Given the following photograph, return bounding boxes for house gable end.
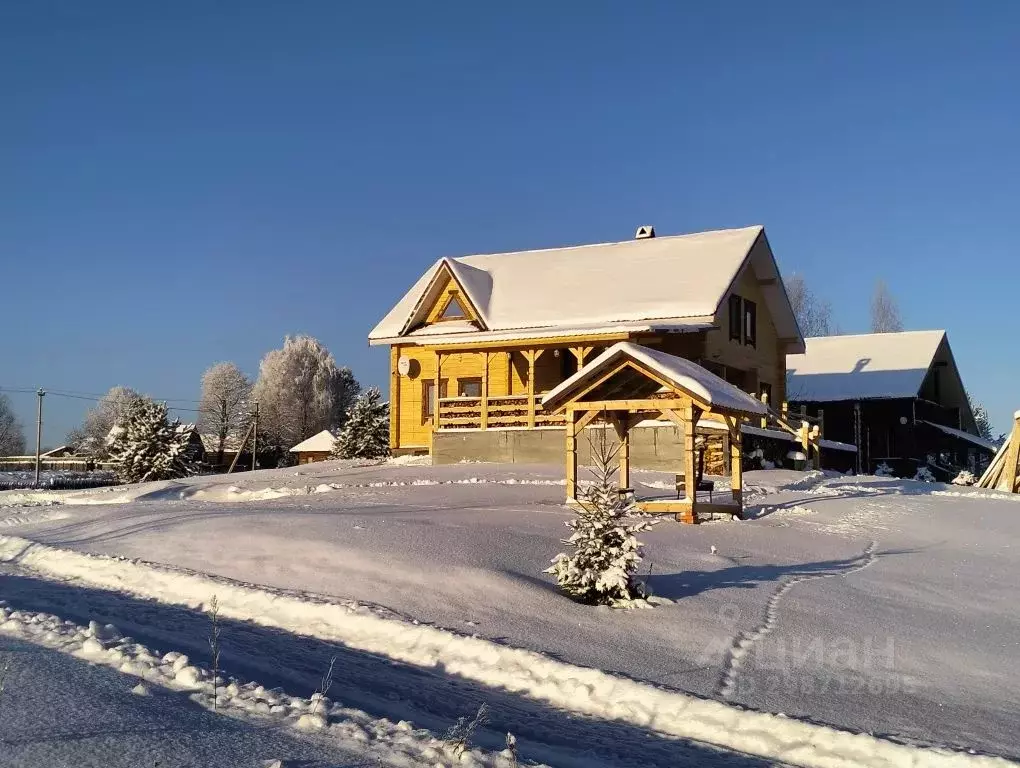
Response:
[400,259,489,335]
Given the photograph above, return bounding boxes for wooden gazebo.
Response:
[541,342,768,523]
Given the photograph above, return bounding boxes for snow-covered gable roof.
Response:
[541,342,768,417]
[370,226,803,348]
[289,430,336,453]
[786,331,948,402]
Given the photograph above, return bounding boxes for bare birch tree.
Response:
[870,280,904,333]
[0,395,26,456]
[252,335,360,449]
[198,362,252,465]
[785,273,833,337]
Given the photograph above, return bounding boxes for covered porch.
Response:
[540,342,768,523]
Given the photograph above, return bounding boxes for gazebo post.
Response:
[565,408,577,502]
[614,414,631,492]
[729,418,744,509]
[679,402,697,523]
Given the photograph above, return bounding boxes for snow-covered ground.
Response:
[1,461,1018,766]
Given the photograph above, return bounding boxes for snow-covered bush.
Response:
[951,469,978,486]
[874,462,895,477]
[546,425,652,605]
[913,466,936,483]
[107,398,199,483]
[331,388,389,460]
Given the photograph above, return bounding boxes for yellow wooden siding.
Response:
[424,273,479,325]
[387,305,789,448]
[703,263,782,397]
[393,347,437,447]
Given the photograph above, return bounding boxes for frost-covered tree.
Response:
[870,280,904,333]
[546,423,652,605]
[198,362,252,464]
[107,398,199,483]
[331,387,389,459]
[785,273,834,337]
[251,335,361,449]
[67,386,144,458]
[0,394,26,456]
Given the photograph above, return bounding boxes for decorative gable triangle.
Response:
[441,295,468,320]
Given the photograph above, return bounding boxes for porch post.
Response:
[565,408,577,502]
[480,351,489,430]
[433,351,442,430]
[614,415,630,491]
[526,350,536,428]
[525,349,544,428]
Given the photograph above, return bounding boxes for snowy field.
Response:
[0,460,1018,767]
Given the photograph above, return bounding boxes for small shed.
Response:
[541,342,768,523]
[289,430,336,465]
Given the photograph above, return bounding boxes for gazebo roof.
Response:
[541,342,768,417]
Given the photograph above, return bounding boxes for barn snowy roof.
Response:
[289,430,336,453]
[786,331,948,402]
[541,342,768,416]
[369,226,803,348]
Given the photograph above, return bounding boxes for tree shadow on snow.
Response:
[647,547,915,601]
[0,570,780,768]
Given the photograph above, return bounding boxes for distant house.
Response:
[40,445,76,458]
[289,430,336,465]
[200,433,245,468]
[369,224,808,464]
[787,331,996,478]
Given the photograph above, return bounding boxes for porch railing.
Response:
[437,395,566,430]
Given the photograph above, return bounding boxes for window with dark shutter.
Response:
[744,299,757,348]
[729,295,743,342]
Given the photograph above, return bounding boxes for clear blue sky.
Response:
[2,1,1018,446]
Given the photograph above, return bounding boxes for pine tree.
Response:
[331,388,389,460]
[968,393,994,441]
[545,423,652,605]
[107,398,200,483]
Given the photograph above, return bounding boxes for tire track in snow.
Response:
[716,540,879,700]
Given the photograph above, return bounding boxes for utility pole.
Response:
[34,389,46,488]
[251,401,259,472]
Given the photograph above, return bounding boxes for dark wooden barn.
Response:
[787,330,996,480]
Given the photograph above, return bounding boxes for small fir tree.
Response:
[107,398,200,483]
[545,421,652,605]
[331,388,390,460]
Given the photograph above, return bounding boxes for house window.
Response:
[458,378,482,398]
[423,379,448,421]
[440,294,468,320]
[744,299,757,348]
[728,295,743,342]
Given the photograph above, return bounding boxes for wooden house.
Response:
[787,331,996,478]
[289,430,336,465]
[369,225,807,464]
